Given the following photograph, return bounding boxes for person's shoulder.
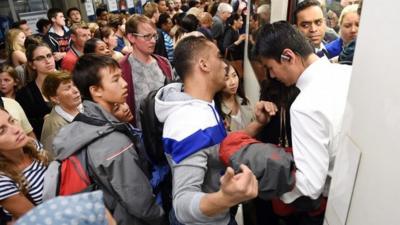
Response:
[86,128,136,164]
[2,97,20,107]
[164,102,218,132]
[43,110,67,125]
[0,174,18,198]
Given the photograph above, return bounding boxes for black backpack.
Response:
[140,89,168,165]
[140,88,173,215]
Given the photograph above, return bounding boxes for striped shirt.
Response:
[0,160,47,216]
[162,31,174,64]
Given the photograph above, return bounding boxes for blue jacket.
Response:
[325,38,343,59]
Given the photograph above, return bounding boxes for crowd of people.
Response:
[0,0,361,224]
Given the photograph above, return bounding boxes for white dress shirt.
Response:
[281,57,352,203]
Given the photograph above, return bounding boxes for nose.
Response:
[310,23,317,32]
[45,56,53,63]
[10,123,22,135]
[72,86,79,94]
[351,25,358,33]
[121,77,128,89]
[227,78,235,86]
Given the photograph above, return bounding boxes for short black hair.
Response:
[36,18,51,33]
[253,21,314,62]
[83,38,102,54]
[172,12,186,26]
[47,8,64,21]
[293,0,322,24]
[180,14,199,32]
[96,7,108,17]
[226,13,242,26]
[72,54,120,101]
[157,13,171,28]
[11,20,27,29]
[188,0,200,8]
[67,7,81,18]
[173,36,211,81]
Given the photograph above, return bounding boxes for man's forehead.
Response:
[296,6,324,22]
[76,28,90,35]
[70,10,80,15]
[138,23,156,33]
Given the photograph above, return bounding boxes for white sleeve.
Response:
[281,107,330,203]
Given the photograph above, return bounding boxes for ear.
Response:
[71,33,77,42]
[126,33,135,44]
[281,48,296,63]
[89,85,102,99]
[198,57,210,72]
[50,95,60,104]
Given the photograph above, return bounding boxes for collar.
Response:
[48,25,70,34]
[71,45,83,57]
[315,42,326,53]
[55,104,83,122]
[296,57,330,91]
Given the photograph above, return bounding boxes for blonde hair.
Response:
[6,29,25,64]
[87,22,99,37]
[143,2,159,19]
[186,7,203,18]
[198,12,213,26]
[339,4,359,25]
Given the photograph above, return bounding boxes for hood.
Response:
[155,82,196,123]
[52,101,119,160]
[155,83,227,163]
[48,25,70,35]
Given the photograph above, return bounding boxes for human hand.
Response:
[53,52,66,61]
[254,101,278,125]
[239,34,247,42]
[219,164,258,206]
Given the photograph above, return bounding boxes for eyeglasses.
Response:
[33,53,53,62]
[131,32,159,41]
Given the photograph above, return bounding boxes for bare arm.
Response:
[0,193,34,219]
[243,101,278,137]
[12,50,27,66]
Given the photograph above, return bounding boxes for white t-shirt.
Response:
[2,97,33,134]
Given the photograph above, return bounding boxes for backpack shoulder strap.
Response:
[73,113,109,126]
[42,160,61,201]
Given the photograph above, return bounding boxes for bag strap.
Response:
[73,113,109,126]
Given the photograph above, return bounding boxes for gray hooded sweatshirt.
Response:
[155,83,230,225]
[52,100,166,225]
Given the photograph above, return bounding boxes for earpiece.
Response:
[281,54,291,61]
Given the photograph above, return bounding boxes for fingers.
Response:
[220,167,235,184]
[234,164,258,198]
[256,101,278,116]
